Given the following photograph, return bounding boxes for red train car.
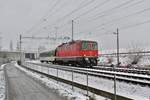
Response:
[55,40,98,67]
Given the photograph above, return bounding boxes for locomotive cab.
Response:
[80,41,98,67]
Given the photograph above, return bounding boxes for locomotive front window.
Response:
[82,41,98,50]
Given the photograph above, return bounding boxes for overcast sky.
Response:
[0,0,150,51]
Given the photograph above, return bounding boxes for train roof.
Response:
[57,40,97,47]
[39,49,55,54]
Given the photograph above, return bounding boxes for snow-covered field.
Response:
[15,62,107,100]
[98,48,150,67]
[0,64,5,100]
[99,56,150,67]
[24,62,150,100]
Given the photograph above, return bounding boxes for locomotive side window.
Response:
[93,42,98,50]
[82,41,88,50]
[82,41,98,50]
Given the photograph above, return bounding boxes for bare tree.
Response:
[127,45,143,66]
[106,56,114,64]
[38,45,46,53]
[10,40,13,51]
[16,41,20,51]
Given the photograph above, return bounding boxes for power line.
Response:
[51,0,110,33]
[83,19,150,38]
[60,0,143,37]
[30,0,96,35]
[45,0,96,28]
[79,5,150,34]
[28,0,75,36]
[25,0,61,34]
[87,0,144,22]
[28,0,137,35]
[120,19,150,30]
[92,0,135,21]
[73,0,111,20]
[26,0,149,41]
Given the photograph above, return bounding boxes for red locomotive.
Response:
[40,40,98,67]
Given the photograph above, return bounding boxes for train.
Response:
[39,40,98,67]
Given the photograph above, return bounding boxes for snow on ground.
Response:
[26,60,41,64]
[56,69,150,100]
[25,62,150,100]
[15,62,108,100]
[99,55,150,67]
[139,56,150,66]
[99,48,150,67]
[0,64,6,100]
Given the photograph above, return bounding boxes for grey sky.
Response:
[0,0,150,51]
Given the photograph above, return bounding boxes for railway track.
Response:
[27,62,150,87]
[21,62,133,100]
[20,62,150,99]
[95,64,150,75]
[28,61,150,75]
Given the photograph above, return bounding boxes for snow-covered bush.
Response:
[127,46,144,66]
[106,56,114,64]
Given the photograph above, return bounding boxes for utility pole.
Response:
[0,32,2,50]
[55,27,58,46]
[116,28,120,67]
[113,28,119,100]
[20,34,22,64]
[72,20,74,41]
[10,40,13,51]
[0,37,1,50]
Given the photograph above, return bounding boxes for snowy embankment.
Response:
[0,64,6,100]
[15,63,91,100]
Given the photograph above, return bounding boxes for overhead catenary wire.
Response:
[120,19,150,30]
[73,0,111,20]
[85,0,145,22]
[29,0,96,35]
[27,0,136,35]
[91,0,135,21]
[80,19,150,40]
[25,0,150,42]
[40,0,131,35]
[74,0,142,29]
[33,0,76,35]
[55,0,145,37]
[45,0,96,28]
[48,0,111,33]
[25,0,61,34]
[79,5,150,34]
[70,0,145,32]
[47,0,143,35]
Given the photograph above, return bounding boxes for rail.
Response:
[21,62,150,100]
[95,65,150,75]
[29,62,150,86]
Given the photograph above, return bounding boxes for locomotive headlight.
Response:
[84,54,86,56]
[85,58,88,60]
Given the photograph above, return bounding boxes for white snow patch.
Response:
[26,60,41,64]
[0,64,6,100]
